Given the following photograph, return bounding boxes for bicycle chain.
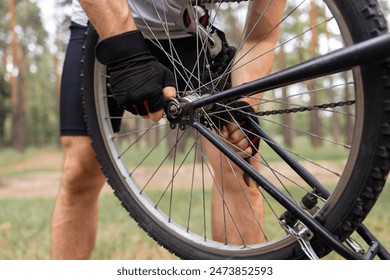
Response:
[255,100,356,117]
[193,0,355,117]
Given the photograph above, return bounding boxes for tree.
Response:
[1,0,62,149]
[8,0,26,151]
[0,69,10,147]
[277,44,293,147]
[307,0,323,147]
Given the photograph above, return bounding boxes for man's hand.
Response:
[219,101,260,158]
[221,122,253,158]
[95,30,176,122]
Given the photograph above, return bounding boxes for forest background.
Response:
[1,0,390,260]
[0,0,389,152]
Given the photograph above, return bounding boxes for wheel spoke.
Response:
[84,0,390,259]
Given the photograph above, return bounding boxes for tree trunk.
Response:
[308,0,323,147]
[277,45,293,147]
[9,0,26,152]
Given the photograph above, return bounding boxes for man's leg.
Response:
[208,0,287,245]
[205,139,264,245]
[51,136,106,259]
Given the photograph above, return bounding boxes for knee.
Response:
[60,136,106,197]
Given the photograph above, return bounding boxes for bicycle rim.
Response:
[83,0,390,259]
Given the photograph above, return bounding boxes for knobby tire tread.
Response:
[81,0,390,259]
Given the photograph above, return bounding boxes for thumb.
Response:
[163,86,177,100]
[149,86,176,122]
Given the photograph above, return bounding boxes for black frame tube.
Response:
[192,120,363,260]
[249,118,331,198]
[182,34,390,259]
[187,33,390,112]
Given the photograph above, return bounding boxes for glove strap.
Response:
[95,30,150,65]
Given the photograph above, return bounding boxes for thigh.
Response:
[60,22,123,136]
[60,22,89,136]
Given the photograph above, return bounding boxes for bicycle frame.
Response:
[170,33,390,259]
[189,33,390,111]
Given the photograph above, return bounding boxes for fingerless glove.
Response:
[95,30,175,116]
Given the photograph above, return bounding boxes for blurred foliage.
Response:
[0,0,388,150]
[0,0,71,148]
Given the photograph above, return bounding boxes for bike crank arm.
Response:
[191,119,364,260]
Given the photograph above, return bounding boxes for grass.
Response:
[117,135,350,167]
[0,135,348,179]
[0,184,389,260]
[0,194,176,260]
[92,194,177,260]
[0,197,55,259]
[0,146,58,168]
[0,145,387,259]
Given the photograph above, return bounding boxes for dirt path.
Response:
[0,151,63,197]
[0,150,112,198]
[0,150,343,198]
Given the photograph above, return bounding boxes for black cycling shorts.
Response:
[60,21,198,136]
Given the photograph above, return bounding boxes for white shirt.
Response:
[71,0,189,39]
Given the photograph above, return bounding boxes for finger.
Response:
[149,109,164,122]
[225,122,240,134]
[241,147,253,158]
[221,125,229,138]
[163,86,177,99]
[223,123,237,139]
[233,144,252,158]
[228,126,247,144]
[234,137,250,151]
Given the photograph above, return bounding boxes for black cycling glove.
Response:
[95,30,175,116]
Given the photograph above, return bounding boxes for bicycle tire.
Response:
[82,0,390,259]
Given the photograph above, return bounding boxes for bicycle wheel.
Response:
[82,0,390,259]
